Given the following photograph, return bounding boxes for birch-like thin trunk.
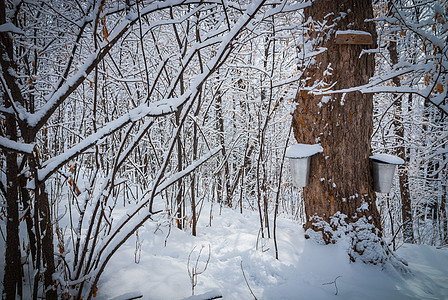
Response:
[387,8,413,242]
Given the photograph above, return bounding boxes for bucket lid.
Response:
[369,153,404,165]
[286,144,323,159]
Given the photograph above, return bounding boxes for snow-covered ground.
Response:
[97,205,448,300]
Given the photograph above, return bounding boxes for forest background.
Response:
[0,0,446,299]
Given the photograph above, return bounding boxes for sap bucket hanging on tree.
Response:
[369,153,404,193]
[286,144,323,188]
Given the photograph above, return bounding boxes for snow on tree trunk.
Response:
[293,0,385,263]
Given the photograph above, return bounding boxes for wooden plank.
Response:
[335,30,373,45]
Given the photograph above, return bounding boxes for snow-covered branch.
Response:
[0,136,35,154]
[37,0,266,183]
[21,1,207,132]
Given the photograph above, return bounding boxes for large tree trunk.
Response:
[293,0,383,262]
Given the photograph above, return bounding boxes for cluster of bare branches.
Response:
[372,0,447,249]
[0,0,312,298]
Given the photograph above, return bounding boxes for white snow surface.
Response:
[370,153,405,165]
[96,206,448,300]
[286,143,323,158]
[0,136,34,154]
[336,30,372,36]
[0,23,24,34]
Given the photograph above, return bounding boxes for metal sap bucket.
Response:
[288,156,312,188]
[286,144,323,188]
[370,154,404,193]
[371,160,397,193]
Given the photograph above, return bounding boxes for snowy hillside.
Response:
[97,206,448,300]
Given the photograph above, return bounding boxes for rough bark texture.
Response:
[293,0,382,241]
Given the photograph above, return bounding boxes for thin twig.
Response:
[322,275,341,295]
[188,245,211,295]
[240,260,257,300]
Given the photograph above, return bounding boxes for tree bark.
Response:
[293,0,383,260]
[1,2,22,297]
[3,119,22,300]
[36,186,57,299]
[388,36,413,243]
[441,184,447,245]
[19,174,37,265]
[216,93,230,207]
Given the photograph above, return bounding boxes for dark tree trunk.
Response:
[1,4,57,294]
[176,134,184,230]
[1,2,22,297]
[216,93,230,207]
[36,186,57,299]
[387,15,413,243]
[441,184,447,245]
[3,119,22,300]
[397,117,413,243]
[293,0,383,261]
[19,174,37,265]
[190,92,202,236]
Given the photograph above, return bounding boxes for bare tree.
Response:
[0,1,271,298]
